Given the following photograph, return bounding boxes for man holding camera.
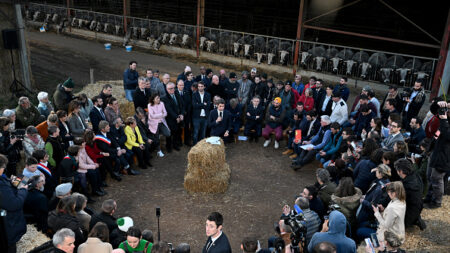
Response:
[401,79,426,130]
[424,100,450,209]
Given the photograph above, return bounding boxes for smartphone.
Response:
[365,238,375,253]
[370,233,380,248]
[156,206,161,217]
[324,215,329,220]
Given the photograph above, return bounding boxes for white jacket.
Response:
[330,99,348,125]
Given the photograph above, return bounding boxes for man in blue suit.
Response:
[192,81,212,145]
[202,212,232,253]
[208,98,232,143]
[89,95,106,134]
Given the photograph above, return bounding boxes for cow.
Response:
[161,33,170,44]
[397,59,422,84]
[200,36,208,50]
[309,46,326,71]
[300,51,311,67]
[181,34,191,48]
[267,53,276,65]
[380,55,404,83]
[360,62,372,79]
[95,22,103,33]
[33,11,44,22]
[51,13,60,24]
[141,27,150,40]
[206,40,217,52]
[115,25,123,36]
[169,33,179,45]
[361,52,387,79]
[233,42,241,56]
[244,43,253,58]
[89,20,97,31]
[255,53,266,64]
[44,13,52,23]
[279,50,290,65]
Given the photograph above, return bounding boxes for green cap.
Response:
[63,78,74,88]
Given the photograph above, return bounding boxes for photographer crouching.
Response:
[424,100,450,209]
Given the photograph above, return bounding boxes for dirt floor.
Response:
[25,30,449,252]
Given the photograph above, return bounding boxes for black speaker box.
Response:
[2,29,19,50]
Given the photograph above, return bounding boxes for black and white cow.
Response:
[380,55,405,83]
[397,59,422,84]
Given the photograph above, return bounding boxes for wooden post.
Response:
[66,0,71,32]
[123,0,129,34]
[90,68,94,84]
[293,0,305,76]
[196,0,201,58]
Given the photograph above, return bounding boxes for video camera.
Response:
[400,88,412,100]
[273,209,307,253]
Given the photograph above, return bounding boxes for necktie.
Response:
[172,94,178,106]
[180,91,183,96]
[99,108,105,119]
[205,238,213,252]
[219,111,223,118]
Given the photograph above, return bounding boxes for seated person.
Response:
[353,104,375,139]
[67,100,89,138]
[262,97,286,149]
[124,117,151,171]
[23,175,48,232]
[292,110,320,159]
[23,126,45,159]
[33,149,57,199]
[244,96,264,142]
[291,115,332,171]
[37,92,54,120]
[58,145,80,184]
[208,98,232,142]
[119,226,153,253]
[301,185,325,219]
[225,98,242,137]
[316,122,342,167]
[283,111,305,156]
[316,169,337,208]
[90,199,118,234]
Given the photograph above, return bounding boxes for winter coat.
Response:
[53,84,74,111]
[0,176,28,244]
[78,237,113,253]
[353,159,377,194]
[429,119,450,173]
[375,198,406,243]
[77,148,97,174]
[23,135,45,159]
[401,172,424,227]
[47,211,85,247]
[331,187,362,228]
[318,181,337,208]
[15,105,42,129]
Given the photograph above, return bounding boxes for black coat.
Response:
[48,211,85,247]
[110,126,127,149]
[207,84,227,100]
[429,119,450,173]
[177,89,192,120]
[401,173,423,227]
[133,88,151,111]
[246,104,264,124]
[192,92,212,119]
[317,95,333,116]
[57,120,73,150]
[95,133,118,155]
[89,212,118,234]
[162,93,185,131]
[208,109,232,136]
[89,107,106,134]
[99,92,112,109]
[313,88,326,108]
[224,80,239,100]
[0,176,27,244]
[46,136,65,169]
[24,189,49,232]
[202,232,232,253]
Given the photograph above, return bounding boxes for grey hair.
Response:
[52,228,75,247]
[384,231,402,248]
[113,117,123,125]
[138,76,147,83]
[2,109,15,117]
[163,73,170,79]
[295,197,310,210]
[320,115,331,124]
[28,175,44,190]
[166,82,176,89]
[37,91,49,101]
[18,96,29,105]
[177,79,184,85]
[316,168,331,183]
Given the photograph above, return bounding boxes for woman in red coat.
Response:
[297,88,315,111]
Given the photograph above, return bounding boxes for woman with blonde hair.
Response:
[125,117,151,171]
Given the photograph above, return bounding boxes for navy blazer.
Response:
[192,91,212,119]
[162,93,185,130]
[208,109,232,136]
[177,89,192,117]
[202,232,232,253]
[89,107,106,134]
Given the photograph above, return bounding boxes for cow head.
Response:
[416,71,429,79]
[254,53,266,64]
[233,42,240,55]
[161,33,170,43]
[360,62,372,79]
[95,22,102,32]
[140,28,149,39]
[89,20,97,30]
[381,68,393,83]
[267,53,275,65]
[331,57,342,72]
[244,44,252,57]
[45,13,52,23]
[169,33,177,45]
[397,68,410,84]
[314,57,325,71]
[206,41,216,52]
[71,18,77,27]
[279,50,289,65]
[200,36,207,49]
[52,14,60,24]
[181,34,190,46]
[33,11,42,22]
[115,25,122,36]
[345,60,355,74]
[300,52,311,66]
[132,27,140,39]
[152,39,161,50]
[78,19,84,29]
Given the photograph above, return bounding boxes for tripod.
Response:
[8,49,33,97]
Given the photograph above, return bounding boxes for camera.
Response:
[167,242,175,253]
[438,106,448,116]
[324,204,341,220]
[400,88,412,100]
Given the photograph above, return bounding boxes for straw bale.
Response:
[184,138,231,193]
[17,224,51,253]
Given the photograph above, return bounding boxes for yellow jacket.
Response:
[124,125,144,150]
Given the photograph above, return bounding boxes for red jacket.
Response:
[425,115,440,138]
[291,89,300,109]
[85,143,104,163]
[298,95,315,111]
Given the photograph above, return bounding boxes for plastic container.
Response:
[125,45,132,52]
[104,43,111,50]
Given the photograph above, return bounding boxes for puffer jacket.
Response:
[48,210,85,247]
[331,187,362,228]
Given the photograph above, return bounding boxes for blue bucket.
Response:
[104,43,111,50]
[125,45,133,52]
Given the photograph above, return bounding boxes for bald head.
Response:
[162,74,170,84]
[212,75,219,85]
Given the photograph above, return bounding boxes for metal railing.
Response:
[24,2,438,91]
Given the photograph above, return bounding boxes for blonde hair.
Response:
[387,181,406,202]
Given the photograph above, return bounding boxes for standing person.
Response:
[218,69,228,86]
[123,61,139,102]
[381,85,403,113]
[195,66,207,82]
[333,77,350,102]
[207,75,226,100]
[45,125,65,169]
[53,78,75,111]
[147,93,171,157]
[192,82,212,145]
[176,80,192,146]
[202,212,232,253]
[183,71,195,94]
[133,77,151,112]
[203,69,213,87]
[330,91,348,125]
[224,72,239,101]
[77,94,94,122]
[177,66,191,81]
[292,74,304,95]
[99,84,113,109]
[237,71,253,106]
[424,101,450,209]
[0,154,28,253]
[162,82,184,152]
[317,84,333,116]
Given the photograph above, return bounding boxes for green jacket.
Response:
[15,105,42,128]
[318,181,337,208]
[119,239,152,253]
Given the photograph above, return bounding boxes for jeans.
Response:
[294,149,318,166]
[124,89,135,101]
[192,117,207,145]
[356,221,376,241]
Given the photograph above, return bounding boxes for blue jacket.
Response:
[323,131,343,156]
[353,159,377,194]
[354,111,375,137]
[308,211,356,253]
[310,125,331,150]
[0,176,28,244]
[123,68,139,90]
[333,84,350,102]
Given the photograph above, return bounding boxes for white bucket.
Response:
[125,45,132,52]
[104,43,111,50]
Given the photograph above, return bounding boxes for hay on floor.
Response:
[184,138,231,193]
[17,224,51,253]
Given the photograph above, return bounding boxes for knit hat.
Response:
[55,183,72,197]
[117,217,134,232]
[273,97,282,103]
[63,78,74,88]
[251,67,257,73]
[261,73,268,79]
[229,72,237,79]
[377,164,391,177]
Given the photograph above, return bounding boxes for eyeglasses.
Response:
[167,87,175,90]
[390,124,398,128]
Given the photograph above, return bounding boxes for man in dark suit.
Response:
[89,95,107,134]
[133,77,151,112]
[381,119,404,151]
[195,66,207,82]
[208,98,232,143]
[316,84,333,116]
[162,82,185,152]
[192,81,212,145]
[244,96,265,142]
[313,79,326,107]
[176,79,192,146]
[202,212,232,253]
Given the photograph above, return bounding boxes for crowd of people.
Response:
[0,59,449,253]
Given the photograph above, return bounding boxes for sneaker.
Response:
[274,141,279,149]
[157,150,165,157]
[282,149,293,155]
[263,140,271,147]
[424,202,441,209]
[289,153,298,159]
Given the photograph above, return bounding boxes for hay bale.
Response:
[120,101,136,120]
[17,224,51,253]
[184,138,231,193]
